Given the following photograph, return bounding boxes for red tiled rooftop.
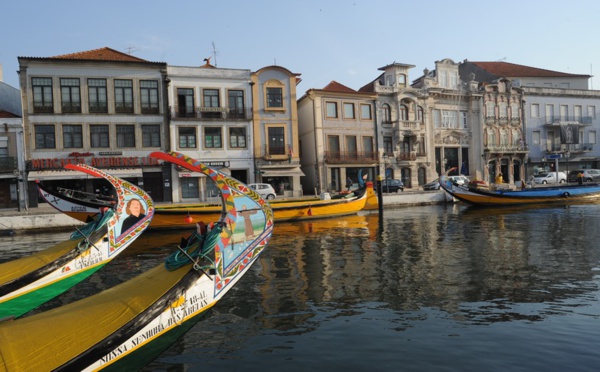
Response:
[50,47,148,62]
[0,110,20,118]
[321,81,357,93]
[471,61,590,78]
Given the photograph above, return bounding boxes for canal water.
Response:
[2,203,600,371]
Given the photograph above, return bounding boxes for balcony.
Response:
[89,103,108,114]
[115,103,134,114]
[0,157,17,173]
[171,107,253,120]
[546,143,594,153]
[324,151,378,164]
[396,152,417,162]
[543,115,593,126]
[61,103,81,114]
[33,104,54,114]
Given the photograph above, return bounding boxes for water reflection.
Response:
[3,205,600,370]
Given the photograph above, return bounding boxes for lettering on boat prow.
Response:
[99,291,209,366]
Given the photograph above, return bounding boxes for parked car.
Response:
[382,179,404,193]
[567,169,600,183]
[448,175,469,186]
[423,179,440,191]
[532,172,567,184]
[248,183,276,199]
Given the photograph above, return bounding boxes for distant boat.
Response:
[439,176,600,206]
[0,164,153,320]
[0,152,274,371]
[37,175,368,229]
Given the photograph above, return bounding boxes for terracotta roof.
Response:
[322,81,356,93]
[50,47,148,62]
[0,110,20,118]
[470,61,590,78]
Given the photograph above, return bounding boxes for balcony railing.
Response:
[545,143,594,153]
[89,103,108,113]
[61,103,81,113]
[324,151,378,164]
[543,116,593,125]
[115,103,134,114]
[0,157,17,172]
[396,152,417,161]
[171,107,253,120]
[33,104,54,114]
[141,105,160,115]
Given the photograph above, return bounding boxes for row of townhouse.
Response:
[1,47,599,210]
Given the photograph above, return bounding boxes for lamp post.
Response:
[13,169,22,212]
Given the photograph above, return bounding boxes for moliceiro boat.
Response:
[0,164,153,320]
[37,172,368,229]
[439,175,600,206]
[0,152,274,371]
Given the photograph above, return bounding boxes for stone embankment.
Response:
[0,190,451,234]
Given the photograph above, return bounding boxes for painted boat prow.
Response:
[0,165,153,320]
[0,152,272,371]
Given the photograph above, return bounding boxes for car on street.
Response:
[532,172,567,184]
[567,169,600,183]
[248,183,276,199]
[448,175,469,186]
[382,179,404,193]
[423,179,440,190]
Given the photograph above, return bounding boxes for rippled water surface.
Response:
[2,203,600,371]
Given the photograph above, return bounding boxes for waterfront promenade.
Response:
[0,190,451,234]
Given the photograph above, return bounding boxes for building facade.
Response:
[251,66,304,197]
[166,61,254,203]
[298,81,377,194]
[18,48,170,206]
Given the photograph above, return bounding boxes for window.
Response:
[360,104,372,120]
[204,127,222,148]
[589,131,597,145]
[140,80,159,114]
[228,90,245,118]
[486,102,495,118]
[575,105,582,121]
[88,79,107,113]
[178,127,196,148]
[117,125,135,147]
[63,125,82,148]
[560,105,568,121]
[268,127,285,154]
[328,135,340,159]
[181,177,199,199]
[531,103,540,118]
[399,105,408,121]
[383,136,393,155]
[32,77,53,113]
[343,103,355,119]
[229,127,247,148]
[266,87,283,108]
[326,102,338,118]
[60,78,81,113]
[363,136,373,154]
[90,125,109,148]
[115,79,133,113]
[587,105,596,119]
[382,104,391,123]
[142,125,161,147]
[35,125,55,149]
[346,136,357,158]
[442,110,456,128]
[177,88,195,117]
[510,102,519,119]
[546,104,554,123]
[498,102,508,118]
[533,131,540,146]
[398,74,406,86]
[202,89,221,118]
[417,106,424,122]
[460,111,468,128]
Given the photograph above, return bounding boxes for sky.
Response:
[2,0,600,94]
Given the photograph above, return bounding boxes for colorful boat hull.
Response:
[439,176,600,206]
[37,177,367,229]
[0,152,273,371]
[0,164,153,319]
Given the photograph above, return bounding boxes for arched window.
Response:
[417,106,424,122]
[382,104,391,123]
[486,101,496,118]
[399,105,408,121]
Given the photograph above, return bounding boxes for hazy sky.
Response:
[2,0,599,94]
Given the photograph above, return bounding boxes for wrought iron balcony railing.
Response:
[0,157,17,172]
[324,151,378,164]
[171,107,253,120]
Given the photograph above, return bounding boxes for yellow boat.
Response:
[38,181,369,229]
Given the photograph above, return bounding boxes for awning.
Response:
[27,170,89,181]
[28,168,143,181]
[260,167,305,177]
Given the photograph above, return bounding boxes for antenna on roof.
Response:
[212,42,218,67]
[497,57,506,62]
[591,63,594,90]
[124,46,139,55]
